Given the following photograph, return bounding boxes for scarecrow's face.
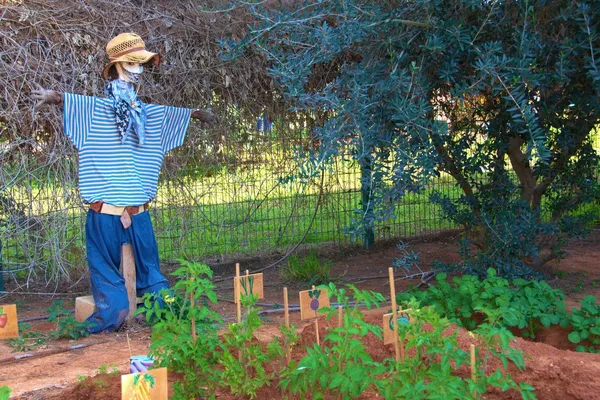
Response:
[116,62,143,84]
[122,62,144,74]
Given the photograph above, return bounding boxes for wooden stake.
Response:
[283,287,290,328]
[283,287,290,364]
[235,263,241,324]
[312,285,320,345]
[190,277,197,345]
[338,305,343,328]
[122,244,136,322]
[388,267,401,362]
[398,306,405,361]
[470,344,477,398]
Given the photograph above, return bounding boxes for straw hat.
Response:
[101,33,161,79]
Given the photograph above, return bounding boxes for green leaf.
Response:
[568,331,581,343]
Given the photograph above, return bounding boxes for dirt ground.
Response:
[1,229,599,399]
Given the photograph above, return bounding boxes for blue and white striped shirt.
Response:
[63,93,191,206]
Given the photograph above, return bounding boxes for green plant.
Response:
[76,375,89,382]
[7,323,47,352]
[567,295,600,353]
[281,251,332,285]
[219,294,283,399]
[280,284,386,399]
[0,385,10,400]
[377,301,535,400]
[93,378,108,390]
[140,259,222,400]
[398,269,566,338]
[97,363,119,377]
[229,0,600,277]
[46,301,91,340]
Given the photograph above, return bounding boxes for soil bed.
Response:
[2,230,600,399]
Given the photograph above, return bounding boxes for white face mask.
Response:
[115,62,143,84]
[122,62,144,74]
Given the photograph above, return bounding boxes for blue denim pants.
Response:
[85,209,169,333]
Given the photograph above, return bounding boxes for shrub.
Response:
[398,269,566,338]
[281,251,331,285]
[567,295,600,353]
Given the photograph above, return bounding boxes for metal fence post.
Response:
[360,155,375,249]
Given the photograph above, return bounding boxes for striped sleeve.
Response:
[63,93,95,150]
[160,105,192,153]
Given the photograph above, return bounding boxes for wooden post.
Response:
[470,344,477,398]
[190,277,197,345]
[283,287,290,328]
[388,267,401,362]
[283,287,290,363]
[235,263,241,324]
[122,244,136,321]
[338,305,344,328]
[312,285,320,346]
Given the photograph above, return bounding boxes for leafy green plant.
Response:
[0,385,10,400]
[93,378,108,390]
[46,301,91,340]
[567,295,600,353]
[219,294,283,399]
[97,363,120,377]
[280,284,386,399]
[7,323,47,352]
[398,269,566,338]
[377,301,535,400]
[140,259,222,400]
[281,251,332,285]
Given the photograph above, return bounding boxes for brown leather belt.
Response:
[89,201,149,216]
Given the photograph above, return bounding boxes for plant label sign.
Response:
[234,273,264,303]
[383,309,412,345]
[0,304,19,340]
[122,367,167,400]
[299,288,330,320]
[130,355,154,374]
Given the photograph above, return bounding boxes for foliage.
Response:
[280,284,386,398]
[377,302,535,400]
[7,302,90,352]
[46,301,91,340]
[97,363,120,377]
[398,269,565,338]
[139,260,222,400]
[219,294,283,399]
[0,386,10,400]
[7,323,47,352]
[228,0,600,277]
[281,251,332,285]
[566,295,600,353]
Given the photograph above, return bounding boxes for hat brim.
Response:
[102,50,161,79]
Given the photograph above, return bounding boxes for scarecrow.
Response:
[32,33,216,333]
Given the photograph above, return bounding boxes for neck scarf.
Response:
[103,78,147,145]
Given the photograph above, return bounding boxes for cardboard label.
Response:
[299,288,330,320]
[383,309,412,345]
[130,355,155,374]
[0,304,19,340]
[234,273,264,303]
[121,367,167,400]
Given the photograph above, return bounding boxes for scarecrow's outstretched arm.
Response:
[32,85,63,107]
[191,109,217,125]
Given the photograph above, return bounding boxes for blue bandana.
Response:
[103,79,147,145]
